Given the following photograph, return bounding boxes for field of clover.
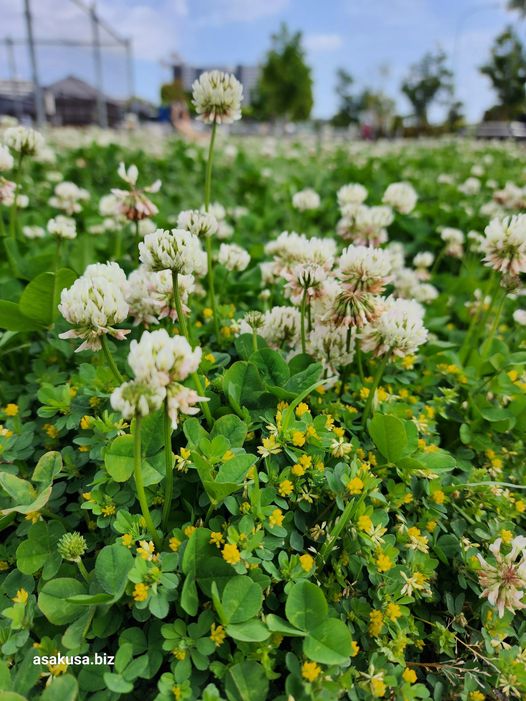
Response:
[0,72,526,701]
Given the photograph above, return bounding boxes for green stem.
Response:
[77,559,90,583]
[0,210,6,238]
[100,335,123,384]
[204,119,220,341]
[356,345,365,382]
[318,496,360,568]
[134,416,161,549]
[361,354,389,427]
[430,248,445,275]
[9,153,23,239]
[51,238,62,323]
[204,119,217,211]
[161,399,174,531]
[252,329,258,353]
[461,273,497,364]
[206,236,220,341]
[300,289,308,354]
[480,289,506,362]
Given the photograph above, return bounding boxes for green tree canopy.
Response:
[480,27,526,118]
[331,69,361,127]
[401,50,453,127]
[253,23,313,122]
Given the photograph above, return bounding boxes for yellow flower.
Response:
[0,560,9,572]
[184,525,196,538]
[369,610,384,636]
[222,450,234,461]
[347,477,364,495]
[402,668,417,684]
[376,387,388,402]
[82,491,92,501]
[299,553,314,572]
[370,678,386,697]
[359,387,370,400]
[172,685,183,700]
[500,529,513,544]
[121,533,134,548]
[210,623,226,646]
[351,641,360,657]
[172,648,186,661]
[301,661,321,682]
[432,490,445,505]
[5,403,18,416]
[306,425,319,439]
[80,415,92,430]
[222,543,241,565]
[402,355,415,369]
[315,459,324,472]
[358,515,373,532]
[295,402,310,417]
[210,531,224,547]
[333,426,345,438]
[515,499,525,513]
[49,660,68,677]
[291,463,305,477]
[169,537,182,552]
[257,435,281,457]
[12,588,28,604]
[0,426,13,438]
[376,553,394,572]
[204,352,216,363]
[133,583,149,602]
[269,509,284,527]
[426,520,437,532]
[43,424,59,439]
[292,431,306,447]
[203,307,213,319]
[469,692,485,701]
[101,504,116,516]
[25,511,40,524]
[385,602,402,621]
[278,479,294,497]
[137,540,156,561]
[240,501,251,514]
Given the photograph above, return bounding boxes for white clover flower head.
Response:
[238,306,301,350]
[337,245,392,294]
[192,70,243,124]
[59,268,130,352]
[111,163,160,222]
[47,215,77,240]
[128,329,202,386]
[84,261,128,295]
[382,182,418,214]
[0,178,16,206]
[340,205,393,246]
[3,126,44,156]
[99,193,124,219]
[265,231,336,274]
[481,214,526,277]
[218,243,250,271]
[337,183,368,209]
[117,161,139,186]
[282,262,328,305]
[139,228,207,275]
[110,379,166,420]
[138,218,156,237]
[49,181,89,215]
[308,323,356,374]
[477,536,526,617]
[458,176,481,195]
[513,309,526,326]
[292,188,320,211]
[413,252,434,269]
[360,296,428,359]
[166,383,208,429]
[22,225,46,239]
[177,209,219,238]
[440,227,465,258]
[126,266,194,326]
[0,145,14,171]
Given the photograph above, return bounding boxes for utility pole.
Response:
[23,0,45,126]
[6,37,23,121]
[90,2,108,128]
[125,38,136,113]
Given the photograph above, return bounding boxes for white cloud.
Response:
[194,0,290,26]
[304,33,343,52]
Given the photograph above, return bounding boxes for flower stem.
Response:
[161,399,174,531]
[100,335,123,385]
[204,119,220,341]
[51,238,62,323]
[300,289,308,354]
[134,415,161,549]
[9,152,23,239]
[317,496,360,568]
[77,559,90,583]
[480,288,506,362]
[361,354,389,427]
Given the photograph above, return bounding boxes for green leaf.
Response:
[0,472,36,505]
[210,414,248,447]
[303,619,353,665]
[368,414,409,462]
[16,521,62,575]
[66,593,114,605]
[250,348,290,387]
[95,544,134,597]
[40,675,79,701]
[225,661,269,701]
[223,361,265,413]
[38,578,87,625]
[181,575,199,616]
[0,300,43,332]
[103,672,133,694]
[104,435,136,482]
[32,451,62,484]
[266,614,306,637]
[285,581,328,631]
[221,576,263,624]
[19,268,77,324]
[226,620,270,642]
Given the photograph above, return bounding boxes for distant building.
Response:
[167,53,260,105]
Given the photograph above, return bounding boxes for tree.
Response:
[332,69,361,127]
[401,50,453,127]
[253,23,313,122]
[508,0,526,17]
[480,27,526,119]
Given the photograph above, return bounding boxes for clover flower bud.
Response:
[58,532,87,562]
[192,70,243,124]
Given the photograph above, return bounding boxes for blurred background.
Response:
[0,0,525,138]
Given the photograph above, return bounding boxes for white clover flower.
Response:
[166,383,208,429]
[111,161,160,222]
[128,329,202,387]
[360,297,428,359]
[177,209,219,238]
[126,266,194,326]
[440,227,465,258]
[49,181,89,215]
[192,70,243,124]
[238,306,301,350]
[47,215,77,240]
[0,145,14,171]
[382,182,418,214]
[513,309,526,326]
[139,228,207,275]
[339,205,393,246]
[481,214,526,277]
[393,268,438,303]
[84,261,128,295]
[3,126,44,156]
[138,219,156,237]
[0,178,16,206]
[477,536,526,617]
[292,188,320,211]
[117,162,139,186]
[110,380,166,420]
[493,182,526,210]
[337,183,368,209]
[337,245,392,294]
[59,271,130,352]
[308,323,356,374]
[99,193,124,219]
[22,225,46,239]
[265,231,336,274]
[458,176,481,195]
[413,252,434,269]
[218,243,250,271]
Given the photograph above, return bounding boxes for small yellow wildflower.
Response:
[133,583,149,602]
[347,477,364,495]
[222,450,234,461]
[269,508,284,527]
[432,490,446,505]
[121,534,133,548]
[402,355,415,369]
[80,415,92,430]
[385,602,402,621]
[376,387,388,402]
[351,641,360,656]
[358,515,373,532]
[172,685,183,701]
[295,402,310,417]
[222,543,241,565]
[169,537,182,552]
[82,492,92,501]
[12,588,28,604]
[291,463,305,476]
[204,352,216,363]
[359,387,370,400]
[333,426,345,438]
[292,431,306,447]
[306,424,319,439]
[0,561,9,572]
[101,504,116,516]
[184,525,196,538]
[137,540,155,561]
[44,424,59,439]
[210,531,225,547]
[278,479,294,497]
[376,553,394,572]
[25,511,40,524]
[210,623,226,646]
[257,435,281,457]
[426,520,437,532]
[370,678,386,697]
[240,501,251,514]
[515,499,526,513]
[500,529,513,544]
[469,692,485,701]
[299,554,314,572]
[369,610,384,636]
[203,307,213,319]
[172,648,186,661]
[301,661,321,682]
[4,403,18,416]
[402,668,417,684]
[78,445,90,453]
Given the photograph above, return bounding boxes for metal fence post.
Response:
[23,0,46,126]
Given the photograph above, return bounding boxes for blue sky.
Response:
[0,0,520,121]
